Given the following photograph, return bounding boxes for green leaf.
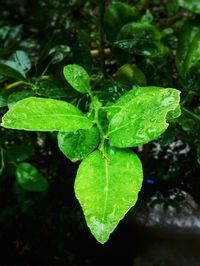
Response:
[178,0,200,14]
[0,50,31,80]
[1,97,93,132]
[63,64,91,93]
[103,1,137,41]
[36,79,78,99]
[117,22,161,41]
[0,90,9,108]
[5,143,34,162]
[114,64,146,86]
[115,22,169,58]
[48,44,71,64]
[115,39,169,57]
[107,86,162,120]
[75,146,143,244]
[7,90,34,108]
[13,50,31,73]
[0,63,27,81]
[16,162,48,192]
[176,22,200,77]
[108,88,181,147]
[58,126,100,162]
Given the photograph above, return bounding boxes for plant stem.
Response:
[4,81,34,90]
[88,90,107,157]
[181,107,200,122]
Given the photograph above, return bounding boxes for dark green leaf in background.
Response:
[16,162,48,192]
[7,90,34,108]
[176,22,200,78]
[103,1,137,41]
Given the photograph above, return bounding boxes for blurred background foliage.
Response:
[0,0,200,265]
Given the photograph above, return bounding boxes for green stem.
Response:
[4,80,34,90]
[181,107,200,122]
[88,90,107,157]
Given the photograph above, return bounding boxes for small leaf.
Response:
[49,44,71,64]
[75,146,143,244]
[13,50,31,73]
[1,97,93,132]
[108,88,181,147]
[16,162,48,192]
[63,64,91,93]
[58,126,100,162]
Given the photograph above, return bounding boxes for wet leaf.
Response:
[1,97,93,132]
[63,64,91,93]
[75,146,143,244]
[16,162,48,192]
[116,22,168,57]
[115,39,169,57]
[108,88,181,147]
[107,86,162,120]
[58,126,100,162]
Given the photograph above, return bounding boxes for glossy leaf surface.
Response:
[108,88,180,147]
[2,97,93,131]
[116,22,168,57]
[63,64,90,93]
[107,86,162,120]
[58,126,100,162]
[16,162,48,192]
[75,146,143,244]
